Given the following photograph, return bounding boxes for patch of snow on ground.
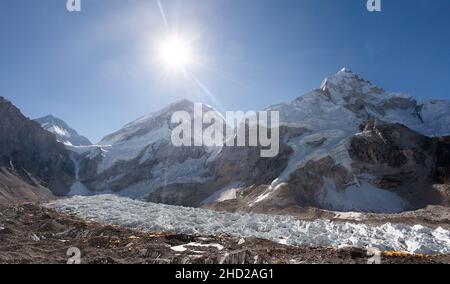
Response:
[46,195,450,254]
[170,243,224,253]
[202,183,241,205]
[250,182,286,206]
[317,178,407,213]
[334,212,365,221]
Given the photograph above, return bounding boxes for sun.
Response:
[157,35,193,73]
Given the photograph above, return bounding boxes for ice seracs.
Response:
[46,195,450,255]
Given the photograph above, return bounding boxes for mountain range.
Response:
[1,68,449,214]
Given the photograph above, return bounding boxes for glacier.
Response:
[46,195,450,255]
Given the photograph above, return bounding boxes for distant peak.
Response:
[39,114,57,120]
[339,67,353,73]
[122,99,196,128]
[160,99,219,114]
[34,115,92,146]
[0,96,11,104]
[35,115,65,125]
[335,67,359,79]
[166,98,195,109]
[321,68,368,89]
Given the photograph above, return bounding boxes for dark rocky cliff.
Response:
[0,97,75,199]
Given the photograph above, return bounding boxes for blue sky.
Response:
[1,0,449,142]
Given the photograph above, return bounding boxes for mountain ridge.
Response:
[35,115,92,146]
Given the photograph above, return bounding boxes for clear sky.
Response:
[1,0,449,142]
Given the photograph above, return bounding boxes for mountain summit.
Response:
[270,68,450,137]
[71,99,225,200]
[35,115,92,146]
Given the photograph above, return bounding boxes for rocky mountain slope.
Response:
[35,115,92,146]
[0,97,75,202]
[217,122,450,214]
[0,168,54,205]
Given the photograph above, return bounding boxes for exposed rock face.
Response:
[35,115,92,146]
[349,121,436,192]
[434,137,450,184]
[291,121,443,211]
[210,141,293,187]
[0,97,74,198]
[431,136,450,206]
[141,138,293,207]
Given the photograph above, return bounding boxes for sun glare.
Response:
[157,35,193,73]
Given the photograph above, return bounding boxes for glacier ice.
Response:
[46,195,450,255]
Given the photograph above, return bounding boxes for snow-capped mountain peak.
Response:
[82,99,226,195]
[277,68,448,138]
[99,99,217,146]
[35,115,92,146]
[121,99,195,131]
[320,68,380,97]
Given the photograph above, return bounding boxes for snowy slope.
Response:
[75,99,224,200]
[417,100,450,137]
[35,115,92,146]
[268,68,449,137]
[46,195,450,254]
[97,99,222,172]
